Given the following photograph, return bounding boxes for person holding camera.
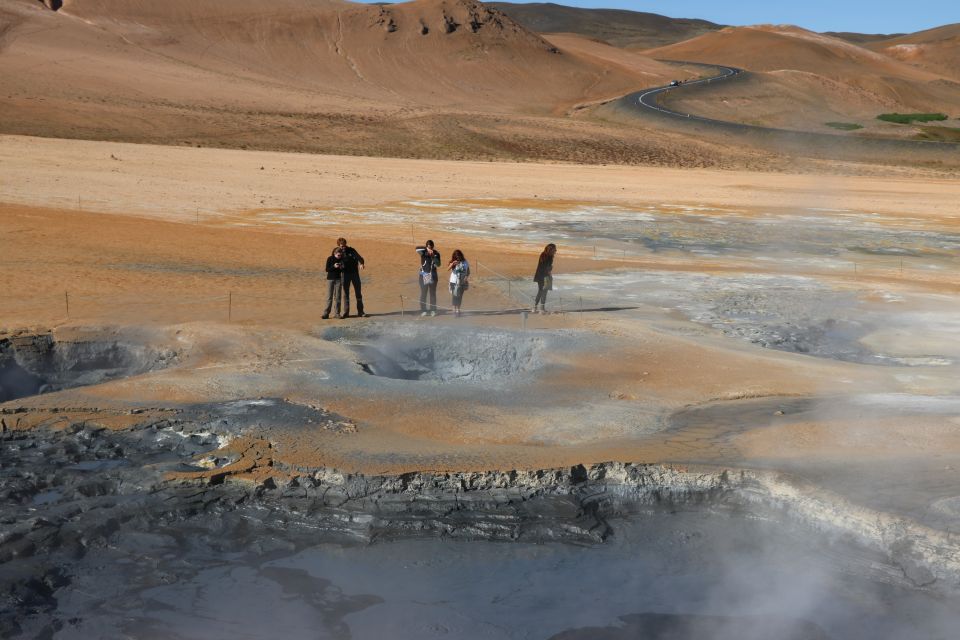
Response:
[416,240,441,316]
[322,247,346,319]
[448,249,470,317]
[336,237,367,318]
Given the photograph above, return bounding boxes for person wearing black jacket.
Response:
[322,247,346,319]
[532,243,556,314]
[416,240,441,316]
[336,237,367,318]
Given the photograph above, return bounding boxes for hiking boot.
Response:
[321,314,330,319]
[429,310,437,317]
[421,311,428,317]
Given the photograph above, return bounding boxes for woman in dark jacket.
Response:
[416,240,441,316]
[322,247,346,319]
[532,243,556,314]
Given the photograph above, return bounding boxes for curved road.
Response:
[636,61,744,123]
[616,60,960,156]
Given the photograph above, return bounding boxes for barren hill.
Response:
[643,25,960,136]
[866,24,960,81]
[34,0,635,111]
[2,0,732,163]
[487,1,722,49]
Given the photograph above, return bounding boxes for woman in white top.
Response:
[447,249,470,317]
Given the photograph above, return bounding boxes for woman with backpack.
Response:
[416,240,441,316]
[447,249,470,317]
[532,243,556,314]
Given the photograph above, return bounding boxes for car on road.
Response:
[669,80,680,87]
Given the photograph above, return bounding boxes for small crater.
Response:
[324,324,545,383]
[0,334,176,402]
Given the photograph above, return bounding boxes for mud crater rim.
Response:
[0,333,177,402]
[322,324,547,383]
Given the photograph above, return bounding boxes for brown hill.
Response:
[487,2,722,49]
[2,0,726,164]
[823,31,904,45]
[644,25,931,77]
[866,24,960,80]
[43,0,634,111]
[643,25,960,136]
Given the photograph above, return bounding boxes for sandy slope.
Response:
[866,24,960,81]
[3,135,959,222]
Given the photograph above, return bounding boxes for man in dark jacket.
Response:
[336,237,367,318]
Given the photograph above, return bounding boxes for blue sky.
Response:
[554,1,959,34]
[362,1,959,35]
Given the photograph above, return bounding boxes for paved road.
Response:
[635,61,744,123]
[616,60,960,156]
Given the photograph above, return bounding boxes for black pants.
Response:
[534,282,549,306]
[343,271,363,316]
[419,279,438,311]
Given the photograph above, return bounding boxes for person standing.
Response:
[337,237,367,318]
[416,240,441,316]
[532,243,556,314]
[447,249,470,317]
[322,247,346,319]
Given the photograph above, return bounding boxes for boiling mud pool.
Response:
[84,510,959,640]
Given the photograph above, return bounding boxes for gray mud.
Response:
[0,333,176,402]
[561,270,959,366]
[322,323,551,383]
[4,407,960,638]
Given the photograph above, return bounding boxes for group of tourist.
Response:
[322,238,557,318]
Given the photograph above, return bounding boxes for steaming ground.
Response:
[5,188,960,637]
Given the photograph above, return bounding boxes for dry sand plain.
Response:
[4,134,960,480]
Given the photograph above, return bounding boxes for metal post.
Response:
[400,295,405,317]
[508,280,511,298]
[228,291,233,322]
[579,296,583,315]
[65,291,70,318]
[522,311,527,331]
[559,296,563,315]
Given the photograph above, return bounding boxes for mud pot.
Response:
[4,407,960,639]
[0,333,175,402]
[324,324,546,383]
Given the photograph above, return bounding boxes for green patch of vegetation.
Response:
[824,122,863,131]
[915,126,960,142]
[877,112,948,124]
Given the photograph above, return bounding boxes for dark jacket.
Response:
[340,246,364,274]
[416,246,441,276]
[325,255,345,281]
[534,255,553,284]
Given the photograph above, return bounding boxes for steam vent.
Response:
[4,0,960,638]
